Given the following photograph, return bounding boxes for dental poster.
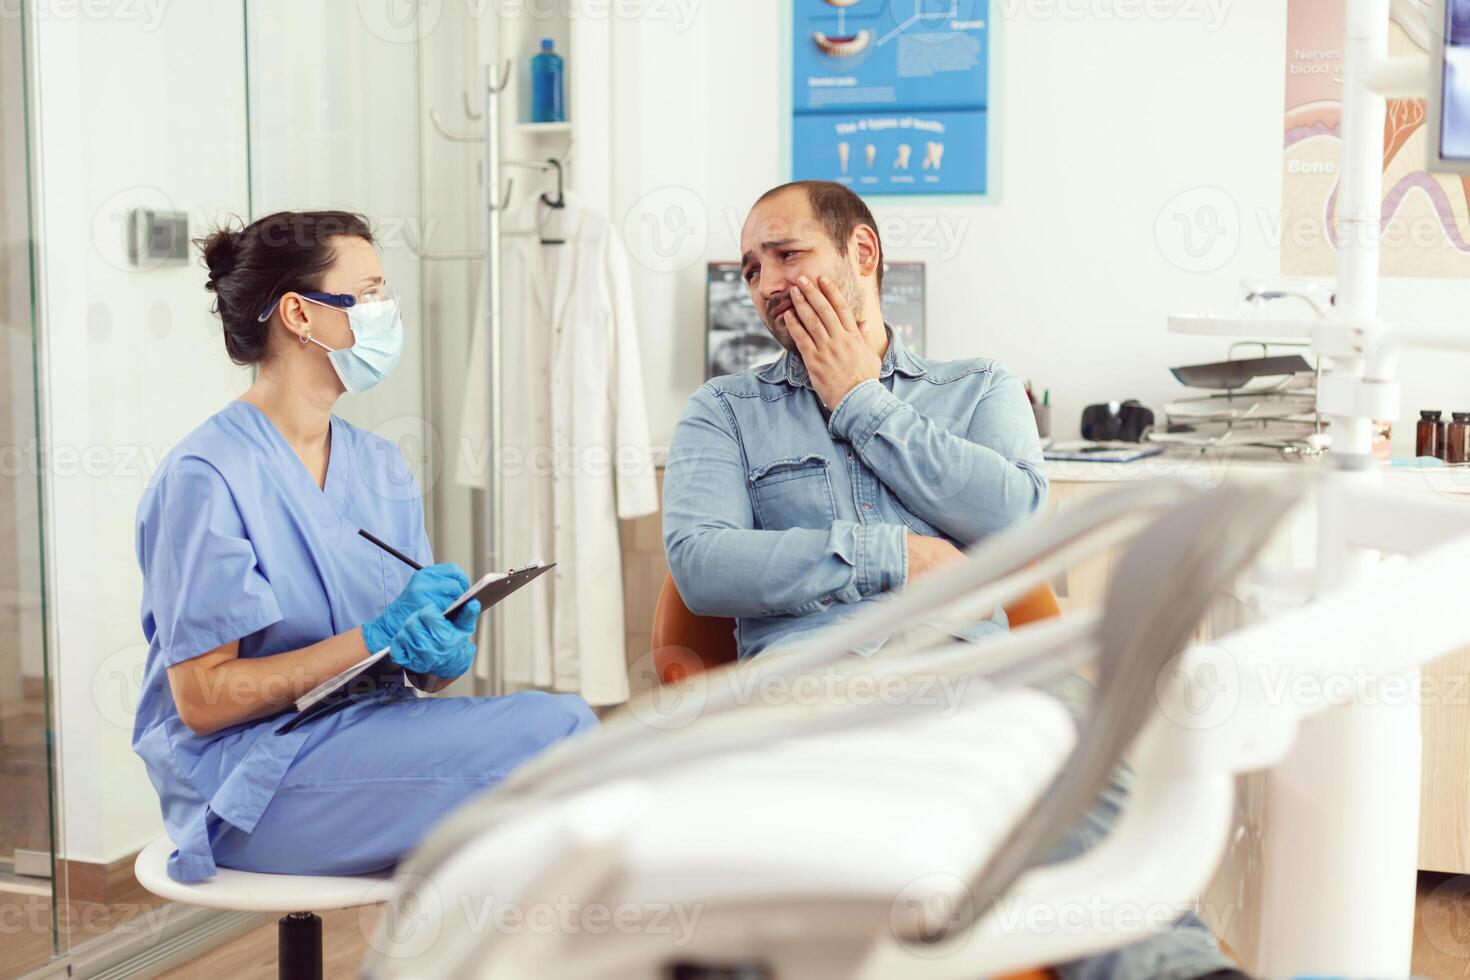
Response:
[792,0,990,195]
[1282,0,1470,276]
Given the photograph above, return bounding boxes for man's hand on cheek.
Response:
[784,275,881,410]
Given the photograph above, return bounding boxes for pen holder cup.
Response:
[1033,404,1051,440]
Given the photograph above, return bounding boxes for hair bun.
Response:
[199,227,241,290]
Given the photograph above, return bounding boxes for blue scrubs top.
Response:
[133,400,429,882]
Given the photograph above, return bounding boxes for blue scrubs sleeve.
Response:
[140,459,283,665]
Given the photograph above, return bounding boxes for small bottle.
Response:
[1417,410,1447,459]
[531,39,565,123]
[1446,412,1470,464]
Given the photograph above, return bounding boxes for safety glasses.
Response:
[257,284,397,323]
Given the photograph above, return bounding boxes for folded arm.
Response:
[827,365,1047,544]
[663,386,906,619]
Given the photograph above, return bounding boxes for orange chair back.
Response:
[651,574,1062,686]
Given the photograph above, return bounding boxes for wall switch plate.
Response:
[126,207,189,267]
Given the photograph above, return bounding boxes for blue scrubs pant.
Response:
[209,690,596,877]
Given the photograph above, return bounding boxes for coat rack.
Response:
[482,61,509,697]
[421,60,574,695]
[421,63,573,262]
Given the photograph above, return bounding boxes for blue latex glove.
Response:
[387,599,481,678]
[362,563,470,653]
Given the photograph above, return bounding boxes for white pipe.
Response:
[1335,0,1389,325]
[1362,53,1431,96]
[1258,700,1421,975]
[1321,0,1390,459]
[1256,2,1421,964]
[1366,322,1470,382]
[484,62,506,695]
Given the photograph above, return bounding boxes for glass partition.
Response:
[0,1,60,974]
[0,3,493,972]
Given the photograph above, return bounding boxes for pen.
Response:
[358,529,423,571]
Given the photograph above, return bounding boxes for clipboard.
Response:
[275,562,556,735]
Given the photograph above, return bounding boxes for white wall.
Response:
[609,2,1470,451]
[33,2,252,865]
[247,1,430,475]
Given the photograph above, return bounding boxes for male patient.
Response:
[663,181,1246,980]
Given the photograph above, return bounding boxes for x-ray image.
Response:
[1440,0,1470,163]
[705,261,926,379]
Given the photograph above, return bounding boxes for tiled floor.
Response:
[0,687,57,977]
[153,907,382,980]
[0,885,170,978]
[0,693,52,859]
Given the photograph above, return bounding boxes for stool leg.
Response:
[278,911,322,980]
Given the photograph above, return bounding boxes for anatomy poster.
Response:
[791,0,990,196]
[1283,0,1470,276]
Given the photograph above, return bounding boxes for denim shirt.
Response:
[663,326,1048,660]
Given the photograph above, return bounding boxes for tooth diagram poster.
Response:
[1282,0,1470,276]
[791,0,990,196]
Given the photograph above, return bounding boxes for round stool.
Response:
[133,835,393,980]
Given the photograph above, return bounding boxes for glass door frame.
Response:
[6,0,65,966]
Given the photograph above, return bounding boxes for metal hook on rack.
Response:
[428,108,481,143]
[461,89,482,121]
[488,59,512,94]
[490,179,515,212]
[429,59,513,141]
[540,159,566,209]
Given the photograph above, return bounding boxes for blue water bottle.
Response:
[531,38,565,123]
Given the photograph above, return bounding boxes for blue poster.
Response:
[792,0,990,195]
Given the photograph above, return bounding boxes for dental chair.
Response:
[649,574,1062,980]
[361,480,1301,978]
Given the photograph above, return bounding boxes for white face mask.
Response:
[300,294,405,394]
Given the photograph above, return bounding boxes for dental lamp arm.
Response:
[828,366,1048,544]
[1363,322,1470,383]
[663,385,906,618]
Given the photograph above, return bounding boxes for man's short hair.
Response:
[755,180,884,290]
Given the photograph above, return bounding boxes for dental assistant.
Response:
[132,210,596,883]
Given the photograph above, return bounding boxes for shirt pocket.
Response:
[748,454,837,531]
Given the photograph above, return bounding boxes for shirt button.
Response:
[820,596,832,605]
[863,503,873,510]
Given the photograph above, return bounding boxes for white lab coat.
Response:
[457,192,658,705]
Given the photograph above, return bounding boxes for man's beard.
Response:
[764,263,868,354]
